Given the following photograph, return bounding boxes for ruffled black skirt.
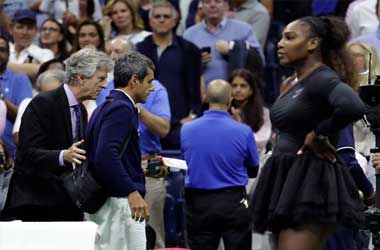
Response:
[249,152,365,233]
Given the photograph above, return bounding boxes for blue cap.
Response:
[13,9,36,23]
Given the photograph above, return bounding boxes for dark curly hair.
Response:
[229,68,264,132]
[299,16,358,90]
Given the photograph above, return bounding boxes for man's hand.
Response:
[128,191,150,222]
[63,140,86,165]
[201,51,212,65]
[215,40,230,55]
[373,153,380,170]
[230,107,242,122]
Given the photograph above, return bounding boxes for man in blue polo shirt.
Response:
[0,35,32,158]
[181,79,259,250]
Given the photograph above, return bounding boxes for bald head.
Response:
[110,36,135,61]
[207,79,231,106]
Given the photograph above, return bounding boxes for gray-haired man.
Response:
[3,48,114,221]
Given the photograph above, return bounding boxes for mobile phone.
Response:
[201,47,211,53]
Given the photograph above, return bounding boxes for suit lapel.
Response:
[79,103,87,140]
[57,86,73,143]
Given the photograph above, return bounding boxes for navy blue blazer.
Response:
[87,90,146,197]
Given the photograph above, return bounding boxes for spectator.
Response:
[229,69,271,156]
[39,18,70,61]
[86,51,154,250]
[72,20,106,53]
[181,79,259,250]
[137,0,202,150]
[36,58,65,79]
[183,0,263,87]
[347,41,377,166]
[97,36,135,103]
[103,0,151,44]
[12,69,65,146]
[2,48,113,221]
[352,1,380,67]
[38,0,102,24]
[0,35,33,158]
[231,0,270,48]
[8,9,54,79]
[346,0,378,38]
[348,41,378,86]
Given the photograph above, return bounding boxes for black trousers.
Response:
[185,186,252,250]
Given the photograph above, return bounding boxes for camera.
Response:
[359,75,380,250]
[146,158,165,177]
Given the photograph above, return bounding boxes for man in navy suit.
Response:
[3,48,114,221]
[86,51,155,250]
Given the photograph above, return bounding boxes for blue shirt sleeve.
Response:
[143,83,171,120]
[13,73,33,105]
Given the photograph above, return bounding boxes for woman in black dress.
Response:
[250,16,365,250]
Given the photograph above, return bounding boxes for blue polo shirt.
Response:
[0,69,33,158]
[183,18,263,86]
[181,110,259,189]
[139,81,171,155]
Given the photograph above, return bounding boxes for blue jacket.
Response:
[87,90,145,197]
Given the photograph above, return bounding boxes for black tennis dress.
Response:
[250,66,366,233]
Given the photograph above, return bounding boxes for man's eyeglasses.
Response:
[41,27,59,33]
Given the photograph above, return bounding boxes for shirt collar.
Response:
[204,109,231,117]
[63,84,79,107]
[114,89,137,108]
[202,17,228,32]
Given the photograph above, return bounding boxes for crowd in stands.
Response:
[0,0,380,249]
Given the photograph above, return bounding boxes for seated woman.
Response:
[39,18,70,62]
[102,0,150,44]
[347,41,378,159]
[71,20,107,53]
[229,68,271,156]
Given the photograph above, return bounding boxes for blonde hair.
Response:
[347,41,378,85]
[104,0,145,32]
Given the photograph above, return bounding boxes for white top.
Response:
[9,43,54,65]
[125,31,152,45]
[39,0,103,23]
[346,0,379,38]
[13,98,32,135]
[253,107,271,156]
[0,100,6,137]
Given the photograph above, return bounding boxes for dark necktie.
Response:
[72,104,82,142]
